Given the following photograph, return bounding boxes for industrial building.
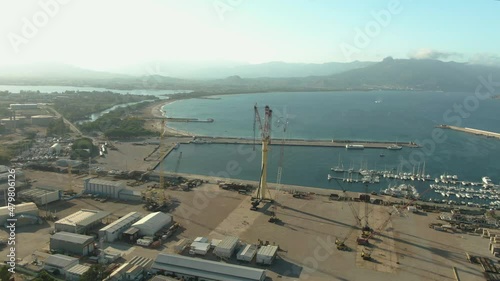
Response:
[150,276,178,281]
[256,245,278,265]
[190,237,211,255]
[43,254,79,277]
[118,189,142,201]
[66,264,91,281]
[84,178,125,198]
[31,115,57,126]
[131,212,172,236]
[18,187,61,206]
[0,202,39,225]
[237,244,258,262]
[9,103,39,110]
[50,232,95,256]
[48,143,62,155]
[55,209,110,233]
[99,212,142,242]
[151,253,266,281]
[214,236,239,259]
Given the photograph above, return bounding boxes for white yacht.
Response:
[483,177,492,185]
[387,144,403,150]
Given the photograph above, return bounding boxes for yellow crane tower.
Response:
[159,119,166,189]
[251,104,273,210]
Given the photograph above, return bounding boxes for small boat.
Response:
[379,154,385,157]
[387,144,403,150]
[328,174,333,181]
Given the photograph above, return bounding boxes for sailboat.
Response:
[331,153,344,173]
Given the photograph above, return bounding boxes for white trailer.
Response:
[256,245,278,265]
[237,244,258,262]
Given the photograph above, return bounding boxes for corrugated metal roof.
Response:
[55,209,110,227]
[257,245,278,257]
[123,227,139,235]
[44,254,78,268]
[66,264,90,275]
[100,212,142,233]
[87,178,125,187]
[216,236,239,250]
[152,253,265,281]
[51,232,94,245]
[238,244,258,258]
[0,202,38,217]
[132,212,172,231]
[129,256,153,268]
[18,188,59,198]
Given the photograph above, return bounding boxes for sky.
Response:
[0,0,499,70]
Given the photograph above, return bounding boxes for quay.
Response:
[175,136,420,149]
[438,125,500,139]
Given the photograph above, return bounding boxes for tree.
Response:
[80,264,108,281]
[33,270,56,281]
[0,265,12,281]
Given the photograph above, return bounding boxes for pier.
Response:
[438,125,500,139]
[177,136,420,149]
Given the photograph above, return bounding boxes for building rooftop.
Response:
[44,254,78,268]
[152,253,266,281]
[86,178,125,187]
[123,227,139,235]
[51,232,94,245]
[128,256,153,268]
[18,188,59,199]
[99,212,142,233]
[151,276,178,281]
[132,212,172,230]
[55,209,110,227]
[216,236,239,250]
[257,245,278,257]
[0,202,38,217]
[66,264,90,276]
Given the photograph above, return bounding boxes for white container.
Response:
[256,245,278,265]
[237,244,257,262]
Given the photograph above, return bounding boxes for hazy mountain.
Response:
[110,60,375,79]
[303,57,500,91]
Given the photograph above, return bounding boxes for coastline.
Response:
[150,99,194,137]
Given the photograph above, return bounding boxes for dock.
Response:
[178,136,420,149]
[438,125,500,139]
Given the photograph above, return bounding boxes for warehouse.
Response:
[84,178,125,198]
[131,212,172,236]
[55,209,110,233]
[18,187,61,206]
[43,254,79,277]
[214,236,239,259]
[118,189,142,202]
[104,263,144,281]
[237,244,258,262]
[151,253,266,281]
[256,245,278,265]
[9,103,38,110]
[50,232,95,256]
[66,264,91,281]
[99,212,142,242]
[0,202,39,225]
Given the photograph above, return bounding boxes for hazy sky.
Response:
[1,0,499,70]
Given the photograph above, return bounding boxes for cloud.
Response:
[408,48,461,60]
[468,53,500,66]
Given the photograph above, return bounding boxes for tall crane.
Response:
[252,104,273,209]
[269,117,288,222]
[159,119,166,188]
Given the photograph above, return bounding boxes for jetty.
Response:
[178,136,420,149]
[438,125,500,139]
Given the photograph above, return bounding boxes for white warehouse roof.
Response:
[51,232,94,245]
[45,254,78,268]
[132,212,172,235]
[56,209,110,228]
[86,178,125,187]
[152,253,266,281]
[67,264,90,276]
[0,202,38,217]
[99,212,142,233]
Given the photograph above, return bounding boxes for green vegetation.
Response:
[47,118,69,136]
[52,91,157,121]
[33,270,57,281]
[79,102,156,138]
[0,265,12,281]
[71,137,98,159]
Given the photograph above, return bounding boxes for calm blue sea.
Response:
[160,91,500,200]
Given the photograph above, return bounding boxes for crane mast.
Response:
[252,104,273,207]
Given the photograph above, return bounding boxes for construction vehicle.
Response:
[361,248,372,260]
[335,238,350,251]
[251,105,273,210]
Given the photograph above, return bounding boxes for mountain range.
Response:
[1,58,499,93]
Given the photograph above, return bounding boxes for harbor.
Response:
[438,124,500,139]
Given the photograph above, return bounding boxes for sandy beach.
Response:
[145,99,194,137]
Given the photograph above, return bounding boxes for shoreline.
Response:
[149,99,194,137]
